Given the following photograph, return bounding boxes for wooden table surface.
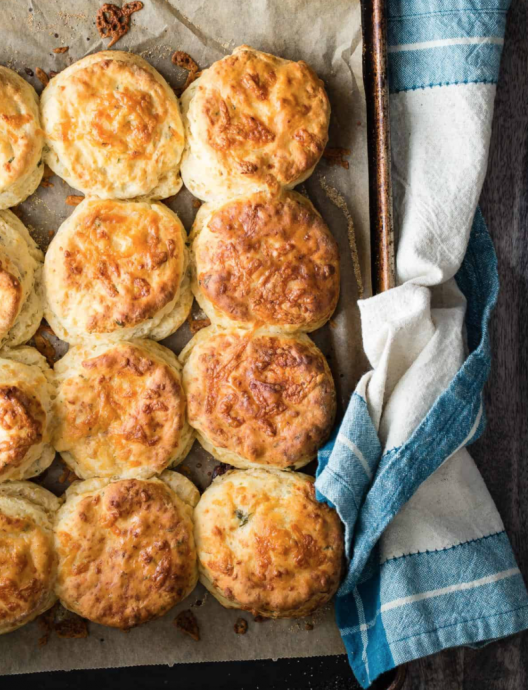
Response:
[405,0,528,687]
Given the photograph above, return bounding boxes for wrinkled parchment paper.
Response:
[0,0,370,674]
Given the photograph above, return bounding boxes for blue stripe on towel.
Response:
[340,532,528,687]
[380,531,517,602]
[388,11,506,46]
[389,42,503,93]
[388,0,511,18]
[316,393,381,558]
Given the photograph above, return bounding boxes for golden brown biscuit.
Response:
[43,198,192,344]
[53,340,194,479]
[41,51,185,199]
[181,326,336,470]
[180,46,330,201]
[0,211,43,348]
[0,481,60,634]
[194,469,343,618]
[191,191,340,332]
[0,66,44,210]
[0,347,55,483]
[54,472,199,629]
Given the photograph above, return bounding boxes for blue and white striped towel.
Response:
[315,0,528,686]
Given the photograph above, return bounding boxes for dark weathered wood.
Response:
[405,0,528,687]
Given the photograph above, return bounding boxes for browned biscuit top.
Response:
[0,508,54,628]
[184,329,335,468]
[194,470,343,617]
[194,192,339,330]
[55,478,197,629]
[54,342,186,477]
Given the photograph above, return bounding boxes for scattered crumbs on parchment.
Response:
[25,221,54,252]
[318,174,364,298]
[139,43,175,62]
[288,600,332,635]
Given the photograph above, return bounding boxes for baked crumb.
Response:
[54,608,89,639]
[37,605,89,644]
[174,610,200,641]
[187,313,211,335]
[323,147,351,170]
[211,462,232,481]
[35,68,49,86]
[66,195,84,206]
[33,324,57,366]
[96,2,144,49]
[53,46,69,54]
[171,50,200,96]
[234,618,248,635]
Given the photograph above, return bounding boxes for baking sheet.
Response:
[0,0,370,674]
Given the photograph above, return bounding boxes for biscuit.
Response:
[181,326,335,470]
[41,51,185,199]
[0,210,43,348]
[43,198,192,344]
[0,481,60,634]
[0,66,44,209]
[194,469,343,618]
[53,339,194,479]
[54,472,198,629]
[191,190,339,332]
[0,346,55,483]
[180,45,330,201]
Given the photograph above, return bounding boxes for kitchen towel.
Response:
[315,0,528,686]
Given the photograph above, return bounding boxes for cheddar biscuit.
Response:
[53,340,194,479]
[180,46,330,201]
[0,481,60,634]
[54,472,199,629]
[194,469,343,618]
[41,51,185,199]
[191,191,340,332]
[0,210,43,348]
[0,347,55,483]
[181,326,336,470]
[43,199,192,344]
[0,66,44,209]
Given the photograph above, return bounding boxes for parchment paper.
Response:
[0,0,370,674]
